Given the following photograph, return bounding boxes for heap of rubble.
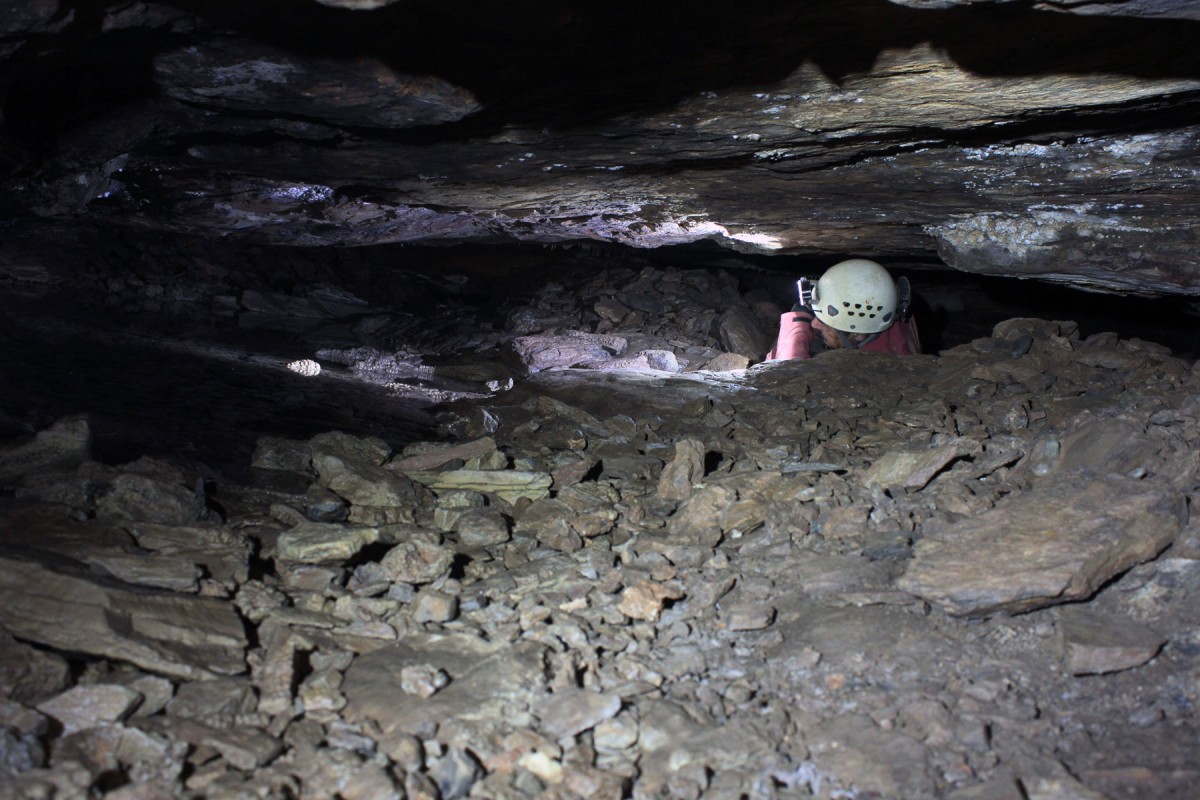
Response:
[2,308,1198,799]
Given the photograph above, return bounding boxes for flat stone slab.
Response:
[1058,606,1166,675]
[897,473,1185,616]
[863,438,980,491]
[535,687,622,739]
[343,634,548,756]
[275,521,379,563]
[0,415,91,487]
[36,684,143,736]
[0,552,247,680]
[400,469,551,504]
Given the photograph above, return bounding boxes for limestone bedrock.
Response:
[2,0,1199,295]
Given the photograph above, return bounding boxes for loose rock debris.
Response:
[2,283,1200,799]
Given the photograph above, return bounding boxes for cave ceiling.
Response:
[2,0,1199,295]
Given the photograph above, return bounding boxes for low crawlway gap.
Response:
[1,236,1197,473]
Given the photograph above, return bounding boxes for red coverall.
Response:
[766,310,921,360]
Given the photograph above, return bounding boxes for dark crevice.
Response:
[6,0,1200,148]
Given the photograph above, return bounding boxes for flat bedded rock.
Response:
[86,552,203,592]
[0,627,71,705]
[509,330,628,373]
[343,635,548,754]
[313,451,423,510]
[804,713,934,800]
[0,553,247,680]
[0,415,91,487]
[863,438,981,491]
[535,687,622,739]
[390,437,498,472]
[35,684,142,736]
[400,468,552,504]
[142,717,282,771]
[656,439,706,503]
[95,472,209,526]
[1058,606,1167,675]
[125,523,252,588]
[898,473,1186,616]
[275,521,379,563]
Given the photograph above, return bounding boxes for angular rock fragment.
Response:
[126,523,252,588]
[344,635,548,746]
[0,415,91,488]
[814,505,870,542]
[145,717,282,771]
[36,684,142,736]
[510,330,627,373]
[606,348,682,373]
[432,747,483,799]
[251,436,314,474]
[898,474,1185,615]
[0,554,247,680]
[1021,761,1112,800]
[55,724,187,791]
[557,485,618,538]
[705,352,751,371]
[0,626,71,705]
[379,532,455,584]
[313,450,427,522]
[167,677,257,726]
[399,664,450,698]
[863,437,981,491]
[665,484,736,546]
[410,588,458,623]
[717,307,770,360]
[305,484,350,522]
[1053,414,1159,478]
[298,667,347,719]
[618,580,685,622]
[536,687,622,739]
[656,439,706,503]
[516,500,582,551]
[723,604,777,631]
[86,552,203,592]
[452,507,511,547]
[1058,606,1167,675]
[310,431,391,466]
[390,437,498,472]
[96,472,208,525]
[252,623,314,715]
[275,521,379,563]
[401,468,552,504]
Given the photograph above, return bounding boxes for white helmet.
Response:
[811,258,898,334]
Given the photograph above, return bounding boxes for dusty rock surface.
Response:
[1,261,1199,799]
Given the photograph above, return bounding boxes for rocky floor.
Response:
[1,251,1199,800]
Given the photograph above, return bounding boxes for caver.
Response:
[767,258,921,360]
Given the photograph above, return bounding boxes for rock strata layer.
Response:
[2,1,1200,293]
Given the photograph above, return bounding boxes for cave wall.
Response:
[2,0,1199,295]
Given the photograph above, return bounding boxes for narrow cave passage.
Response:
[1,233,1196,473]
[2,231,1199,800]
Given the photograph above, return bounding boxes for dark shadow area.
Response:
[1,230,1194,481]
[151,0,1200,128]
[0,293,442,480]
[5,0,1200,150]
[0,7,185,161]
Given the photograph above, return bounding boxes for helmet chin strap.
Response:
[835,330,882,350]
